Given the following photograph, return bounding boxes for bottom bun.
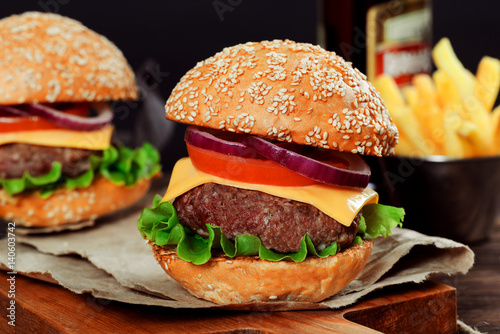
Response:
[0,176,152,227]
[151,239,373,304]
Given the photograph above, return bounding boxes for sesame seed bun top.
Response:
[0,11,137,105]
[165,39,399,156]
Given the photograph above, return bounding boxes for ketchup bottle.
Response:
[319,0,432,86]
[366,0,432,85]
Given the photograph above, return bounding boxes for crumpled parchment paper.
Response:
[0,185,474,311]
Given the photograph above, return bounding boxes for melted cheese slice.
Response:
[0,125,113,150]
[162,158,379,227]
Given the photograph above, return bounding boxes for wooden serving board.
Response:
[0,272,456,333]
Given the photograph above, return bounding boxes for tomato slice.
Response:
[0,103,90,133]
[187,143,321,187]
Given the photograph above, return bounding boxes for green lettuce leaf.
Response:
[0,142,161,197]
[137,197,403,265]
[358,203,405,239]
[0,162,62,198]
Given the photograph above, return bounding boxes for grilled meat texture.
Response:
[174,183,360,254]
[0,143,97,179]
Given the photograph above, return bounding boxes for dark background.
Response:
[1,0,499,171]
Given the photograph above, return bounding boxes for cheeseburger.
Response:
[138,40,404,304]
[0,12,161,228]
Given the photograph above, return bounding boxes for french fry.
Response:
[401,85,418,111]
[374,75,436,156]
[376,39,498,158]
[413,74,438,104]
[432,38,476,98]
[475,56,500,112]
[412,74,445,153]
[493,105,500,134]
[394,132,417,156]
[442,111,465,157]
[433,70,463,114]
[373,75,405,108]
[432,38,493,154]
[432,70,473,156]
[493,105,500,154]
[457,134,476,158]
[457,120,485,157]
[390,107,437,156]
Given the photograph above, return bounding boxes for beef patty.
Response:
[0,143,97,179]
[173,183,360,254]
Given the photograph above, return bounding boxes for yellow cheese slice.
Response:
[0,125,113,150]
[162,157,379,227]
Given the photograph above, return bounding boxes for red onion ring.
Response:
[185,126,260,158]
[0,105,30,117]
[24,102,113,131]
[185,126,371,189]
[242,136,371,189]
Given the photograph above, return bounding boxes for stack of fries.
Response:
[374,38,500,157]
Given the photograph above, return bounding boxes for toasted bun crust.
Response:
[0,176,152,227]
[151,239,373,304]
[0,11,137,104]
[165,40,398,156]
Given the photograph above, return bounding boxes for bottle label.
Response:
[376,41,431,86]
[367,5,432,86]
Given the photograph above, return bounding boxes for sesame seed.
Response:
[161,40,396,156]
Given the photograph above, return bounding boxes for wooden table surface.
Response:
[436,217,500,333]
[0,275,459,334]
